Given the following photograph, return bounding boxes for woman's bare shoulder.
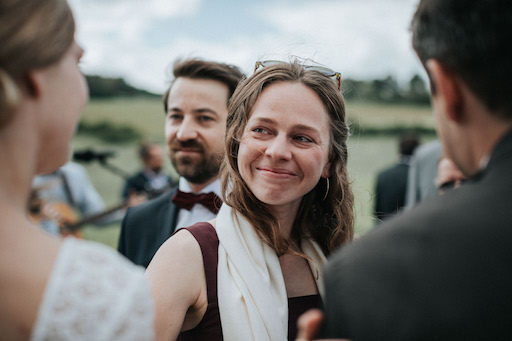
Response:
[148,228,202,271]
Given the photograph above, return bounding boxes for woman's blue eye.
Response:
[295,135,313,143]
[199,116,213,122]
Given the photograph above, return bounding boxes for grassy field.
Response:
[76,97,436,248]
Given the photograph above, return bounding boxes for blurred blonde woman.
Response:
[148,61,354,340]
[0,0,154,339]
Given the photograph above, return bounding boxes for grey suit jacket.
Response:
[323,130,512,341]
[405,140,442,208]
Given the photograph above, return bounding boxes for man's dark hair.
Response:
[411,0,512,118]
[138,141,156,161]
[162,59,245,113]
[399,132,420,156]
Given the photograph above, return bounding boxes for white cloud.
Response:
[68,0,201,91]
[70,0,201,44]
[258,0,423,82]
[67,0,426,93]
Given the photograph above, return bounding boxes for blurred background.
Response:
[65,0,435,248]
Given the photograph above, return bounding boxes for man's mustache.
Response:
[171,139,205,151]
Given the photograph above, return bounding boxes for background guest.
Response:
[374,132,419,222]
[404,139,442,208]
[122,141,173,200]
[30,161,107,237]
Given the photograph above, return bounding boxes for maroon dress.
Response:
[178,222,323,341]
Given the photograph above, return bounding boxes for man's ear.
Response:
[426,59,464,123]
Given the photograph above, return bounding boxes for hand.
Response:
[296,309,350,341]
[435,157,466,194]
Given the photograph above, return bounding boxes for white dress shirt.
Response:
[175,177,222,230]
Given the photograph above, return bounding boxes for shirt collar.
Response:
[178,177,222,197]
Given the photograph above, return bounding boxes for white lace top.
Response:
[31,238,154,341]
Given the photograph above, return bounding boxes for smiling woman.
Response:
[225,61,354,255]
[237,82,332,216]
[147,61,354,341]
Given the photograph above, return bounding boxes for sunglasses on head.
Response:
[254,60,342,90]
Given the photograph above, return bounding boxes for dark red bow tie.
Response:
[171,190,222,214]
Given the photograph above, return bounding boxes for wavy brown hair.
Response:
[221,62,354,256]
[0,0,74,127]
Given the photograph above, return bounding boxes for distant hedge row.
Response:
[86,75,159,98]
[77,119,435,144]
[342,75,430,105]
[77,121,142,143]
[349,121,436,137]
[86,74,431,105]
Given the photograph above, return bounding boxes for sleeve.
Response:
[374,174,383,221]
[117,207,132,255]
[66,163,106,216]
[405,156,420,209]
[122,178,131,200]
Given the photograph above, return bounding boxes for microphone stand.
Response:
[95,156,132,180]
[74,152,167,199]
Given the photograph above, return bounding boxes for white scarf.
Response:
[216,204,326,341]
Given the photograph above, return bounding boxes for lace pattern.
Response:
[31,238,154,341]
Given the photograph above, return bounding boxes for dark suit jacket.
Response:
[118,188,179,267]
[323,130,512,341]
[374,162,409,221]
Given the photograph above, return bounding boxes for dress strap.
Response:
[182,222,219,303]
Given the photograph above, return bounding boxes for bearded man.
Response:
[118,59,244,267]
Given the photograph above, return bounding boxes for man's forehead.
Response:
[170,78,229,98]
[167,78,229,115]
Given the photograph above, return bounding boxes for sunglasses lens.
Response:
[306,66,335,77]
[260,60,283,68]
[254,60,341,90]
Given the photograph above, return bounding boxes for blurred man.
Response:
[118,59,244,267]
[300,0,512,340]
[30,161,106,237]
[374,132,419,222]
[405,139,442,207]
[122,142,172,200]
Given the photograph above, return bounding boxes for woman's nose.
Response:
[264,135,292,160]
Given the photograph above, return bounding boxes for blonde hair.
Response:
[221,62,354,256]
[0,0,75,127]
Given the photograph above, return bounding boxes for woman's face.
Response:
[35,41,88,174]
[237,81,331,212]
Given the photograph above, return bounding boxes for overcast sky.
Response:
[68,0,424,94]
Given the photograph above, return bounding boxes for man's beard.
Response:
[170,140,222,185]
[150,165,162,174]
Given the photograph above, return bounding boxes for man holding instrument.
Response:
[31,161,106,236]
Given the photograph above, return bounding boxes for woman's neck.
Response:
[0,107,40,223]
[269,201,301,239]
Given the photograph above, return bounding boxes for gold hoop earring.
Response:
[323,177,329,201]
